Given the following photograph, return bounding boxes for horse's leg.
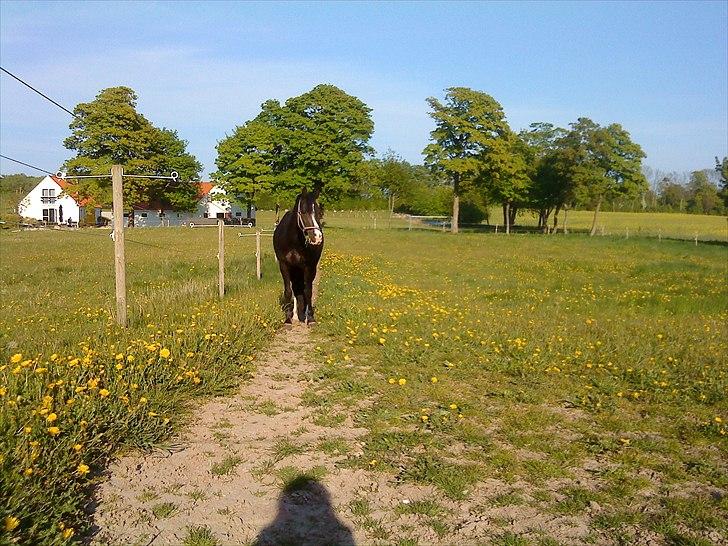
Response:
[291,268,306,323]
[278,262,294,324]
[303,265,316,324]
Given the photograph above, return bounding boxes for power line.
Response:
[0,154,56,176]
[0,66,80,120]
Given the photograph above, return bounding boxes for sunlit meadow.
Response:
[0,227,281,544]
[310,224,728,544]
[1,212,727,544]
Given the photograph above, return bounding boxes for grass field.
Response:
[309,224,727,544]
[320,209,728,242]
[1,213,727,544]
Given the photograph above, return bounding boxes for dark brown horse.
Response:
[273,188,324,325]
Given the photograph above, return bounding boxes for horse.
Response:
[273,187,324,325]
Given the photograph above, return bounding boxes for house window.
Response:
[42,208,57,223]
[140,212,148,218]
[159,211,166,217]
[203,212,209,218]
[235,212,242,217]
[41,189,56,204]
[177,213,181,218]
[216,213,224,219]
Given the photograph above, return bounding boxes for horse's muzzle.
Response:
[307,229,323,246]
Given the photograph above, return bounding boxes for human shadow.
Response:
[253,476,356,546]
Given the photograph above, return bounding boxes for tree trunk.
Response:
[451,177,459,234]
[553,204,562,232]
[589,198,602,236]
[504,202,511,234]
[509,206,517,228]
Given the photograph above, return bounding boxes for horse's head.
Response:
[296,187,323,246]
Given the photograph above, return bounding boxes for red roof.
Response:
[198,182,214,198]
[52,176,95,207]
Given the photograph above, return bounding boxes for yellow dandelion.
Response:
[62,527,75,539]
[76,463,90,476]
[619,438,631,445]
[378,337,385,345]
[420,415,429,422]
[388,378,395,384]
[715,416,723,423]
[4,516,20,531]
[46,413,58,422]
[99,389,110,398]
[449,403,458,410]
[24,426,32,434]
[398,378,406,385]
[23,467,33,476]
[48,426,60,436]
[115,353,124,361]
[430,377,438,383]
[73,443,83,451]
[159,348,171,359]
[10,354,22,363]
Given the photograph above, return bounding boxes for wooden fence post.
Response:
[694,232,698,246]
[111,165,127,327]
[218,219,225,298]
[256,230,261,280]
[408,216,412,231]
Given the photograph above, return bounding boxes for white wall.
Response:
[17,176,81,224]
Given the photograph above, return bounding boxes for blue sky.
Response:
[1,1,726,179]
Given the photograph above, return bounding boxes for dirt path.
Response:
[91,314,366,545]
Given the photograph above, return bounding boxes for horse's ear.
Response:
[300,186,308,196]
[312,186,321,199]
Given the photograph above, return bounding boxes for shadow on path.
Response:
[253,476,355,546]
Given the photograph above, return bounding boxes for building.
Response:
[127,182,255,227]
[18,177,254,227]
[17,175,100,226]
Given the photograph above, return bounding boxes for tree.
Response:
[480,132,530,233]
[376,151,418,213]
[215,119,279,207]
[658,177,688,211]
[716,156,728,207]
[63,86,202,213]
[215,85,374,204]
[562,118,647,235]
[520,122,569,230]
[687,170,721,213]
[423,87,510,233]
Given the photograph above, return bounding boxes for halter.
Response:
[297,200,320,234]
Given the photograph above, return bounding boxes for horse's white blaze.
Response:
[309,214,323,245]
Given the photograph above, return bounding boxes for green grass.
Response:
[308,221,728,543]
[0,226,282,544]
[151,502,177,519]
[2,210,727,544]
[183,525,219,546]
[210,455,242,476]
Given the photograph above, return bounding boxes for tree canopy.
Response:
[215,84,374,204]
[423,87,511,233]
[64,86,202,210]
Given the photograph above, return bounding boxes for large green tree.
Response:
[216,85,374,204]
[214,118,279,206]
[562,118,647,235]
[423,87,511,233]
[520,122,570,231]
[63,86,202,212]
[480,132,531,234]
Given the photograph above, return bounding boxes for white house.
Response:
[17,175,100,226]
[125,182,255,227]
[18,177,253,227]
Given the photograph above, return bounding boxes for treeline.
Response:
[5,84,725,231]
